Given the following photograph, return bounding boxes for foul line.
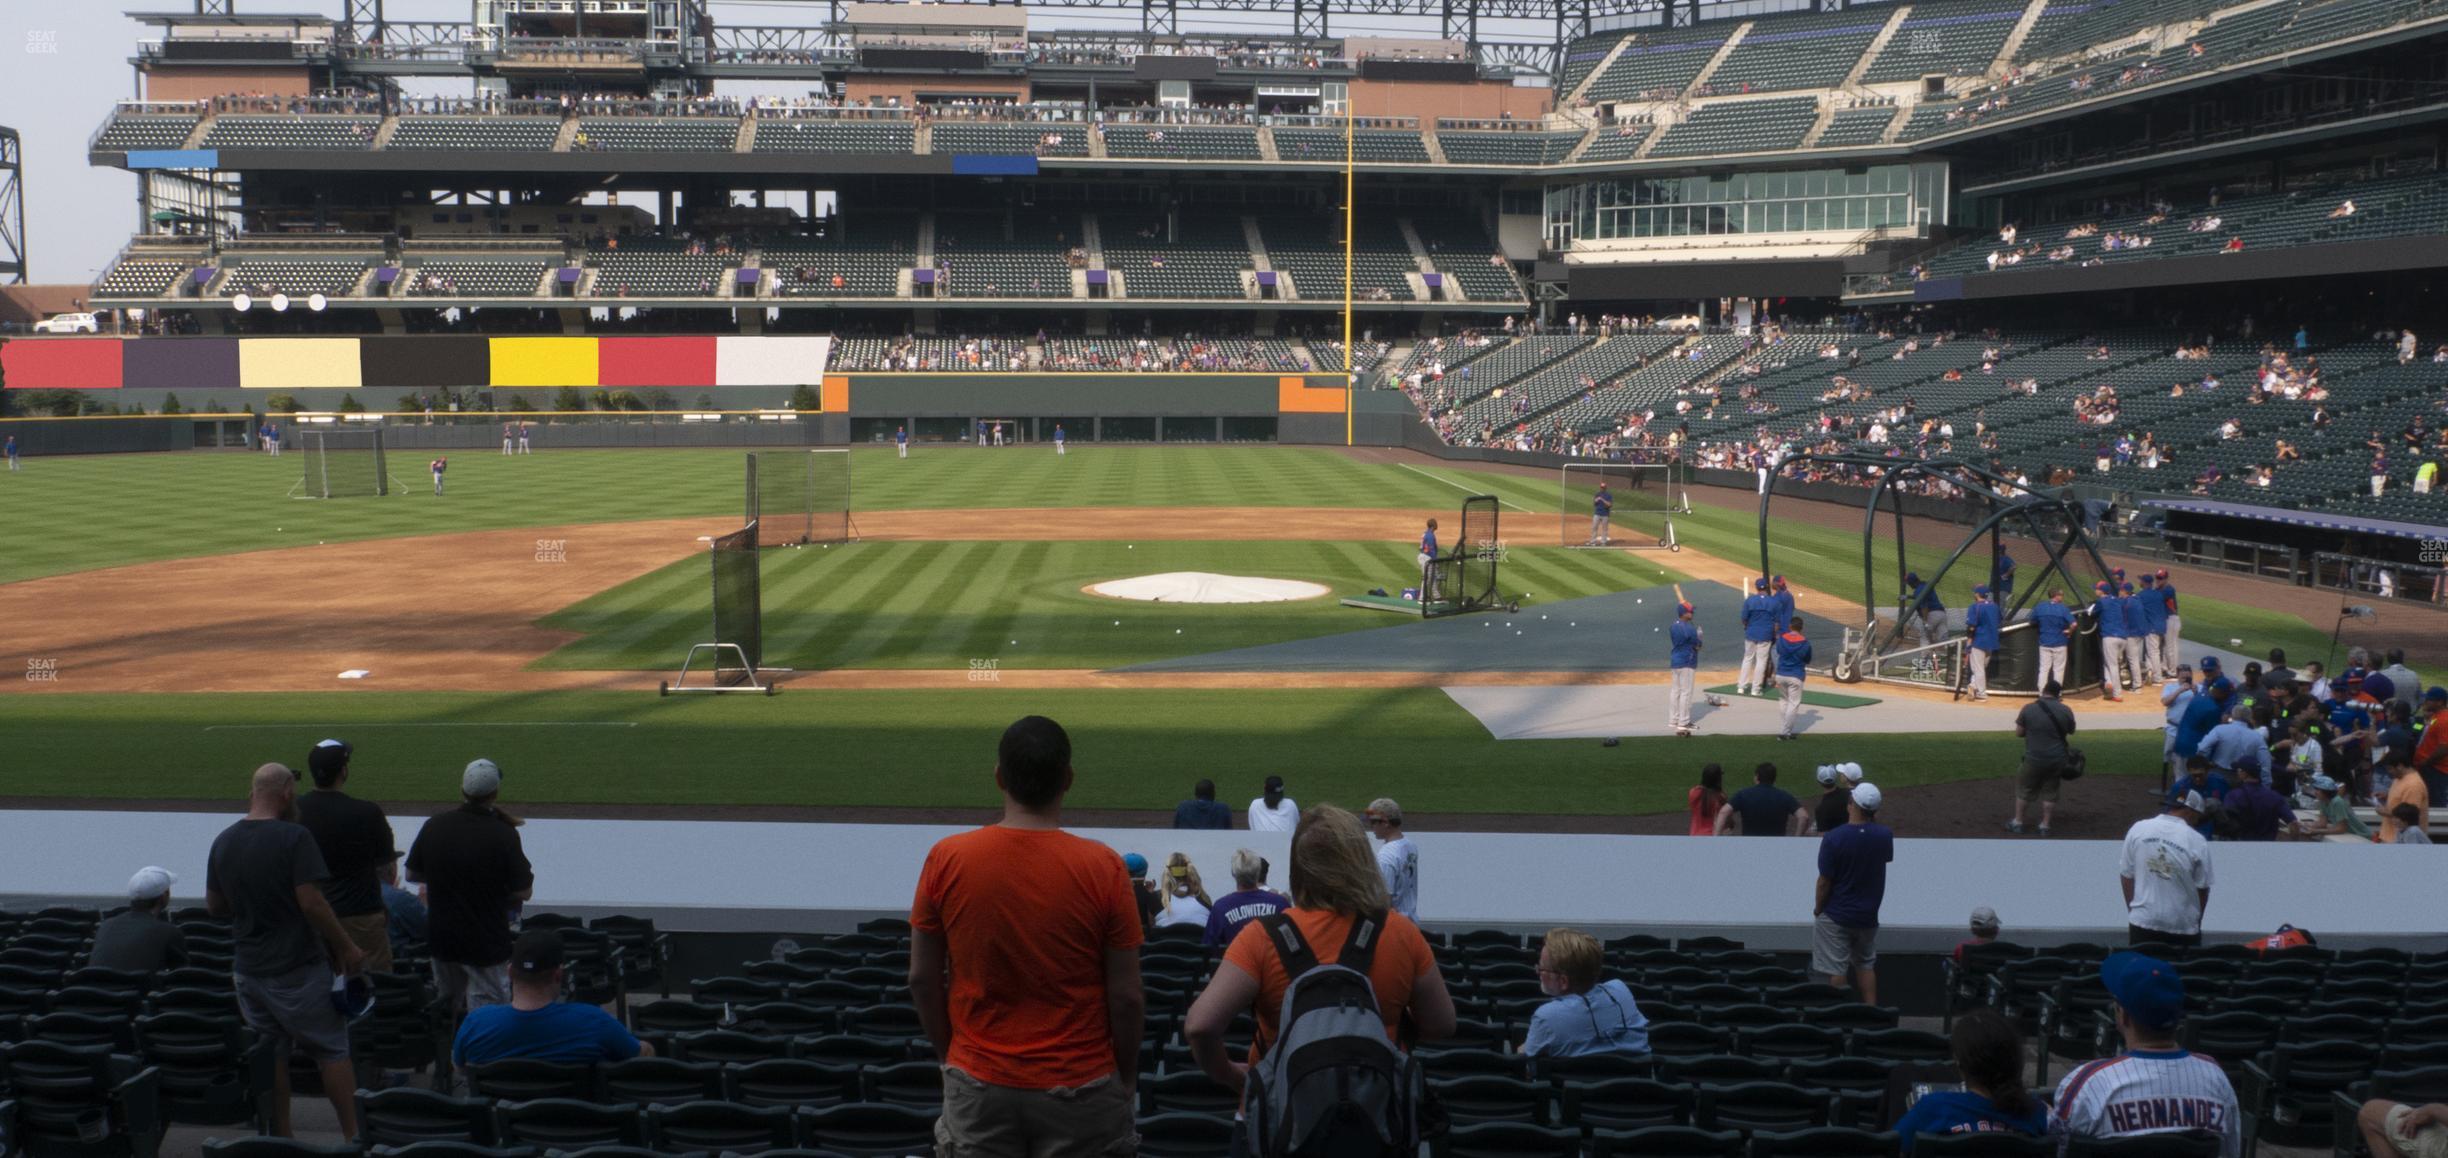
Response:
[1397,463,1536,513]
[203,722,639,731]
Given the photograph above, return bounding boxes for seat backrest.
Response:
[355,1088,497,1147]
[725,1058,862,1108]
[647,1100,794,1150]
[494,1098,645,1148]
[598,1057,723,1105]
[1912,1132,2054,1157]
[1751,1127,1899,1157]
[2063,1129,2222,1157]
[1588,1125,1742,1158]
[466,1059,598,1103]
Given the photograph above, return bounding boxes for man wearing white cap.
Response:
[1813,782,1893,1004]
[1810,763,1865,835]
[91,866,189,973]
[405,758,534,1018]
[2119,789,2214,949]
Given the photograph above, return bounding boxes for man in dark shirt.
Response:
[1170,779,1232,830]
[2220,762,2298,841]
[207,763,364,1139]
[1716,763,1805,836]
[1811,765,1852,835]
[295,738,399,972]
[89,866,187,974]
[1814,782,1895,1003]
[2012,680,2078,836]
[405,759,534,1018]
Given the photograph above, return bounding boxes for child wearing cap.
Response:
[1954,906,2002,964]
[2300,774,2371,840]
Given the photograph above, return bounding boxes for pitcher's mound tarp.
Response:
[1119,581,1840,675]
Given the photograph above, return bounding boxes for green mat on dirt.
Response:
[1341,593,1422,615]
[1705,684,1883,709]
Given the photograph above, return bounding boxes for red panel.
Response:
[597,336,717,388]
[1,339,124,389]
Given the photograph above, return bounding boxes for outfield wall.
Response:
[0,335,832,397]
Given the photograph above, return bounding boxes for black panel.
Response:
[1134,55,1221,81]
[360,335,491,389]
[162,39,296,60]
[859,48,988,70]
[1358,59,1476,82]
[1568,259,1846,300]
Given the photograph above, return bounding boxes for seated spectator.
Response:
[380,853,427,957]
[1122,852,1162,929]
[1520,927,1649,1059]
[2220,763,2298,841]
[1897,1008,2047,1152]
[2050,952,2241,1154]
[90,866,189,973]
[1183,804,1455,1097]
[1154,852,1213,928]
[1954,906,2001,964]
[2358,1100,2448,1158]
[452,929,652,1068]
[2394,803,2433,845]
[1202,849,1288,949]
[1172,778,1231,830]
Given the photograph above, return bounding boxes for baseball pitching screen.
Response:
[747,450,852,546]
[1426,494,1502,618]
[297,429,390,499]
[709,522,763,675]
[1562,462,1686,548]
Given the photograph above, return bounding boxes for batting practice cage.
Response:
[1561,460,1688,549]
[746,449,854,546]
[289,429,395,499]
[662,522,776,695]
[1425,495,1512,619]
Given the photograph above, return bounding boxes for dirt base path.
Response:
[0,506,1453,695]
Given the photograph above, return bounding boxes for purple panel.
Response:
[1423,272,1444,288]
[192,267,216,287]
[125,338,240,391]
[557,267,583,284]
[911,268,936,285]
[374,266,400,285]
[1085,269,1109,286]
[736,267,760,286]
[1256,271,1277,286]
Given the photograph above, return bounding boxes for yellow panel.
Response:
[238,339,362,390]
[489,337,600,389]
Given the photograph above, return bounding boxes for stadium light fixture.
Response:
[231,293,252,313]
[270,293,291,313]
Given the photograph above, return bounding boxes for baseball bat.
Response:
[1673,583,1686,606]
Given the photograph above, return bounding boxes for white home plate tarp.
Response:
[1086,572,1330,603]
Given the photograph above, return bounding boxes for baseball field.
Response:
[0,440,2388,834]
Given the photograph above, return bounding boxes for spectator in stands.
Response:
[1718,762,1807,836]
[2051,952,2241,1156]
[379,852,427,957]
[2221,762,2297,841]
[1173,779,1231,829]
[2011,680,2077,837]
[1688,764,1727,836]
[1202,849,1286,950]
[2381,650,2425,712]
[1248,775,1298,832]
[2121,788,2214,949]
[1811,764,1853,836]
[1121,852,1162,930]
[1955,906,2002,964]
[2300,774,2371,840]
[2393,803,2433,844]
[1366,798,1420,921]
[1183,804,1454,1099]
[2357,1099,2448,1158]
[1895,1007,2046,1152]
[2200,705,2270,779]
[295,738,398,973]
[207,764,363,1140]
[1155,852,1213,929]
[1814,782,1892,1004]
[452,928,651,1068]
[2384,751,2432,843]
[909,716,1144,1157]
[404,759,534,1018]
[90,866,188,973]
[1521,927,1649,1060]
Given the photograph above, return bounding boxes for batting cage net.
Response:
[1426,495,1503,618]
[709,522,763,677]
[294,429,391,499]
[746,449,853,546]
[1561,461,1687,548]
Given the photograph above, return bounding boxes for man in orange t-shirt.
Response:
[2381,752,2432,844]
[909,716,1145,1157]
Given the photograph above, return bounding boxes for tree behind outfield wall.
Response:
[338,394,364,413]
[645,388,677,411]
[265,393,303,414]
[555,385,588,412]
[160,393,184,415]
[789,383,820,411]
[506,393,532,412]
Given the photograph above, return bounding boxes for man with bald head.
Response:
[207,763,364,1139]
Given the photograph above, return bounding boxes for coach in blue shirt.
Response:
[1172,780,1232,829]
[453,929,650,1068]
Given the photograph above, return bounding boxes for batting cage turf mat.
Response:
[1704,684,1883,710]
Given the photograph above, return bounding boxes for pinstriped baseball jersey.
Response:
[2050,1049,2241,1158]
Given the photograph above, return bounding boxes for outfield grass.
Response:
[0,689,2166,815]
[539,539,1684,670]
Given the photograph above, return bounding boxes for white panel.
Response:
[715,335,833,387]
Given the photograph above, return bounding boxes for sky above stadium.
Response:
[2,0,1527,283]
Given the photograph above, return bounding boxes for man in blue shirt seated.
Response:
[1170,779,1232,830]
[453,929,652,1068]
[1520,928,1649,1059]
[2166,757,2229,840]
[1200,849,1287,949]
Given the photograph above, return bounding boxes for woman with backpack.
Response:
[1184,804,1456,1153]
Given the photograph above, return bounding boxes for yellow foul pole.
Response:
[1343,95,1356,446]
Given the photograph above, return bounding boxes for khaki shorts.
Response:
[235,960,353,1063]
[2389,1104,2448,1158]
[2018,756,2065,804]
[340,912,393,974]
[936,1065,1136,1158]
[1811,915,1877,978]
[433,959,512,1015]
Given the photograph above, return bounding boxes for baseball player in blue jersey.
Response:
[2092,581,2130,701]
[1054,423,1066,456]
[517,421,532,454]
[895,425,908,459]
[2118,583,2153,691]
[1774,616,1814,740]
[428,456,447,496]
[2033,589,2074,690]
[2051,952,2241,1158]
[1903,572,1948,649]
[1992,550,2017,604]
[1964,585,2003,700]
[2154,569,2181,675]
[1668,601,1702,736]
[1771,575,1795,629]
[501,421,516,456]
[2132,574,2171,682]
[1588,482,1613,546]
[1417,518,1440,604]
[4,435,18,472]
[1739,578,1778,697]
